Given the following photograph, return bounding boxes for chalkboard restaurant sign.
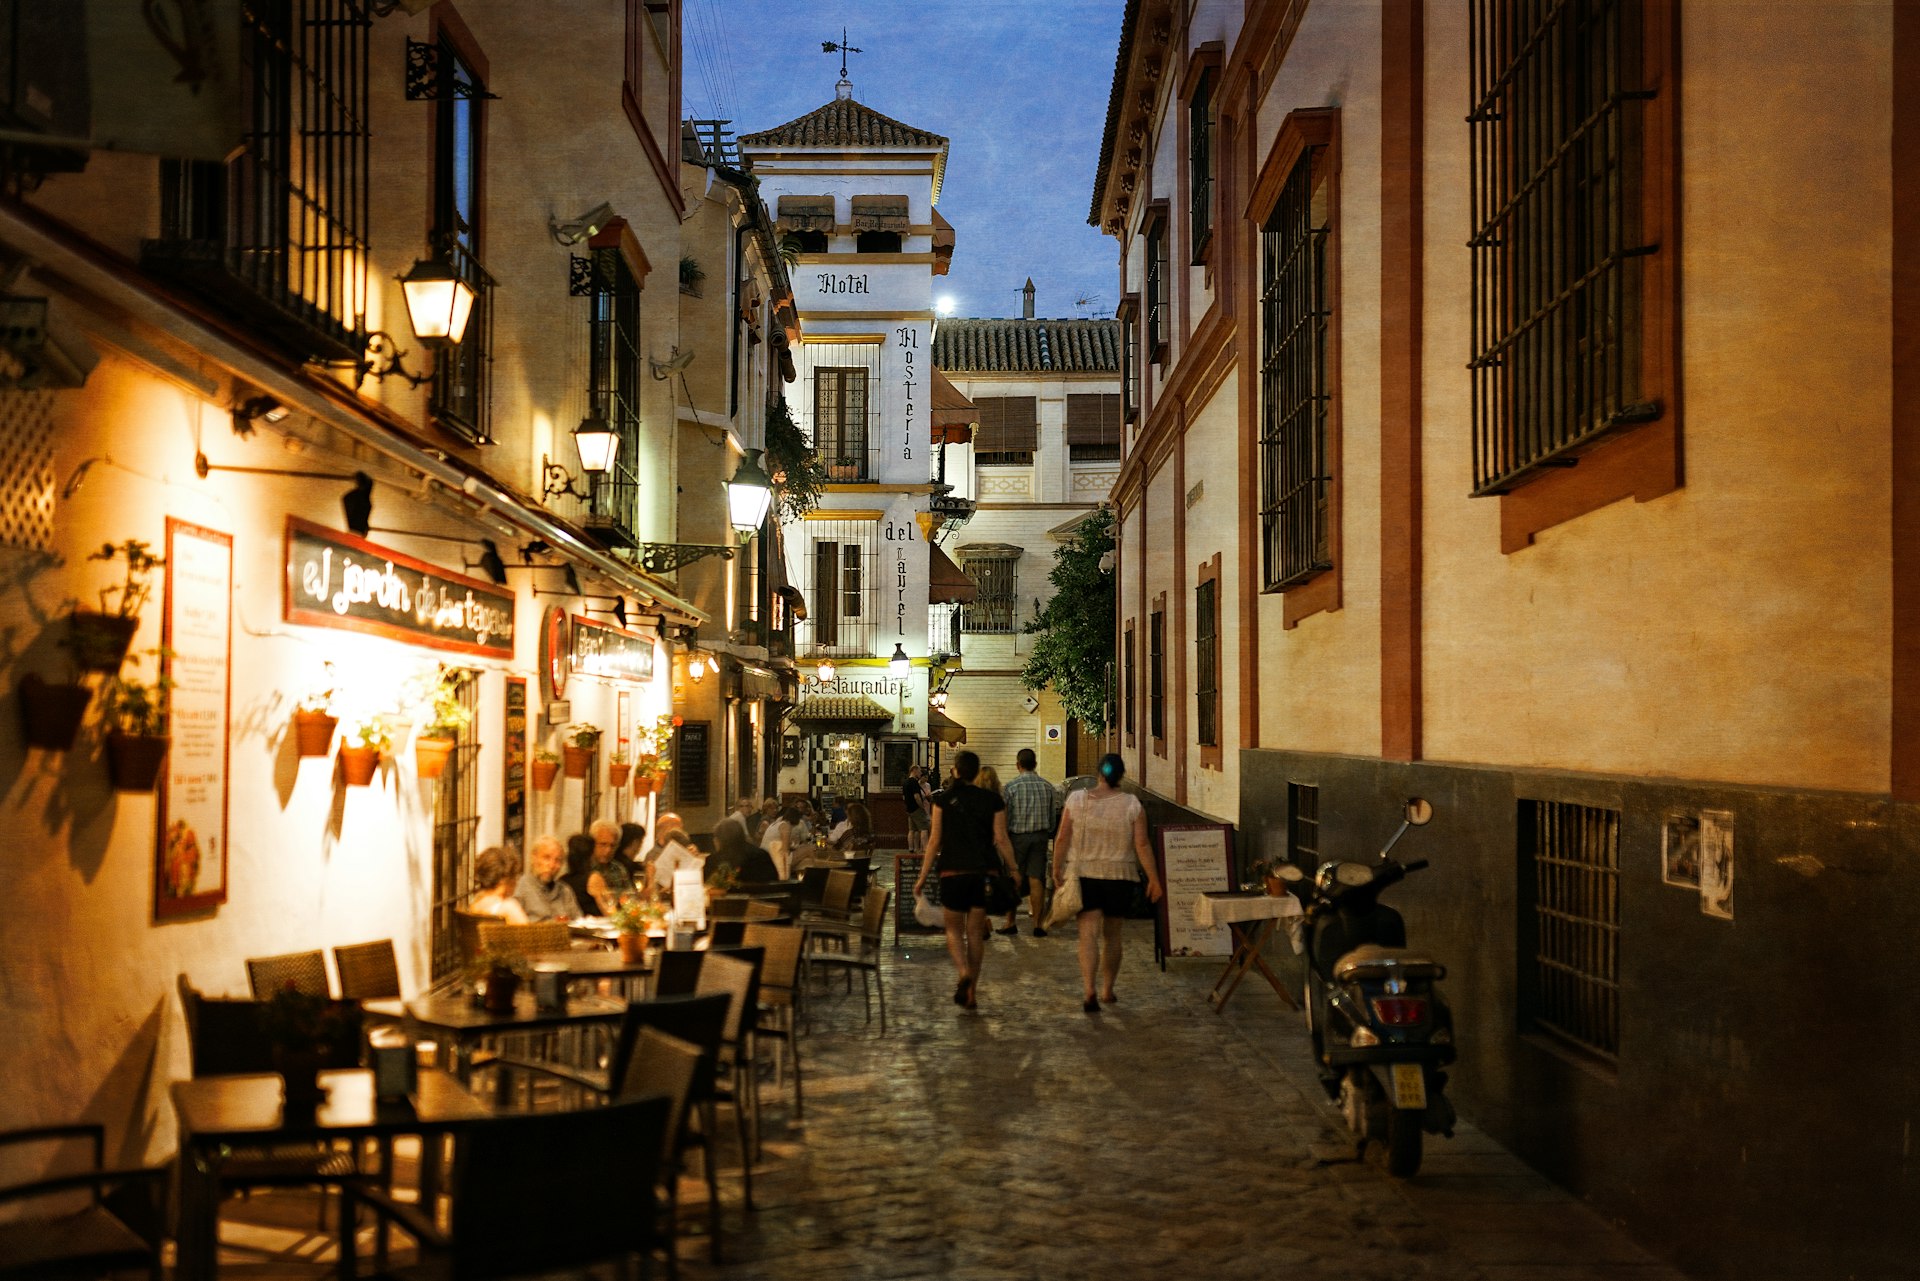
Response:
[283,516,517,658]
[570,613,656,682]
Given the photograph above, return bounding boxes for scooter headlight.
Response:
[1349,1027,1380,1047]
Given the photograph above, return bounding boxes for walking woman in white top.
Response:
[1051,753,1163,1013]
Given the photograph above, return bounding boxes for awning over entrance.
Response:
[931,368,976,444]
[927,708,967,744]
[790,693,895,735]
[928,541,977,604]
[735,663,784,702]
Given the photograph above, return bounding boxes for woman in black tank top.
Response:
[911,750,1019,1010]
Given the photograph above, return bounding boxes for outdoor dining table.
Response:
[1193,891,1303,1012]
[361,991,627,1098]
[527,947,654,1000]
[170,1068,489,1281]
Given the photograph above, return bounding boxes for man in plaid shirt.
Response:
[1000,749,1061,936]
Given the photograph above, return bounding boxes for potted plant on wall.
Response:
[70,540,162,673]
[291,663,338,758]
[531,746,560,792]
[632,714,673,797]
[339,716,391,787]
[412,665,473,780]
[18,667,92,751]
[562,723,600,779]
[608,745,631,789]
[102,651,172,791]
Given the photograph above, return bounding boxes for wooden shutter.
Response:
[972,397,1037,452]
[1065,394,1121,447]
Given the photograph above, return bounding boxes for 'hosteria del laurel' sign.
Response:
[284,516,516,658]
[570,613,655,682]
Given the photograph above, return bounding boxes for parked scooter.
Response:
[1276,798,1455,1176]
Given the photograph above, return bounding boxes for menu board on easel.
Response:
[156,518,232,919]
[1153,823,1235,961]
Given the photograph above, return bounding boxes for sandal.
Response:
[964,980,978,1011]
[1083,996,1100,1014]
[954,979,970,1006]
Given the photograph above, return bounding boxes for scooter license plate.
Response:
[1389,1063,1428,1109]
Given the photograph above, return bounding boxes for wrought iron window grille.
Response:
[406,38,500,100]
[1260,144,1333,592]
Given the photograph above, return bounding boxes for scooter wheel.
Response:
[1386,1107,1423,1177]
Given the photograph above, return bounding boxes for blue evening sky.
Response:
[683,0,1126,322]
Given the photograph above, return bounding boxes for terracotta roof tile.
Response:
[932,319,1122,374]
[740,96,948,150]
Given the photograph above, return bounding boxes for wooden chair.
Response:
[332,939,401,1000]
[0,1124,164,1280]
[244,949,329,999]
[475,920,568,958]
[805,887,893,1032]
[340,1095,669,1280]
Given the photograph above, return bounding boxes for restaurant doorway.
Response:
[429,674,481,982]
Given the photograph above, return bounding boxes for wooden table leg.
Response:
[1248,945,1298,1009]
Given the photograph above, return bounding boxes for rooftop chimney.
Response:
[835,78,854,101]
[1022,277,1035,320]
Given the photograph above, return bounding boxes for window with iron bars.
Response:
[1194,578,1218,748]
[1123,623,1136,741]
[1189,70,1215,263]
[815,367,871,480]
[1120,295,1140,422]
[428,675,480,982]
[805,522,875,654]
[1144,213,1168,362]
[1287,783,1320,869]
[1260,141,1333,592]
[1468,0,1660,495]
[1148,608,1166,743]
[1518,798,1621,1063]
[585,247,642,545]
[429,34,493,444]
[961,556,1017,634]
[145,0,371,364]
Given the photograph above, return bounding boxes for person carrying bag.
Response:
[911,750,1019,1011]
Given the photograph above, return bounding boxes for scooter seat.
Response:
[1333,943,1446,982]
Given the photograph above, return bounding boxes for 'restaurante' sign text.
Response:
[284,517,516,658]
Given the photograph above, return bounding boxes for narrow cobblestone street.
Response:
[678,900,1689,1281]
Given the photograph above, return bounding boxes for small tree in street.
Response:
[1022,508,1116,733]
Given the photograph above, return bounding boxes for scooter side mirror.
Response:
[1404,797,1434,826]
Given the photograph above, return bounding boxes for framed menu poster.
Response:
[155,518,232,918]
[1152,823,1235,962]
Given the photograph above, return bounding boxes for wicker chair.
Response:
[742,923,805,1121]
[332,939,401,1000]
[804,887,893,1032]
[693,949,762,1225]
[244,949,329,999]
[476,920,568,958]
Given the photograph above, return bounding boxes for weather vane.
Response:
[821,28,861,82]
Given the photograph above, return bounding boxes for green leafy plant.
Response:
[611,895,666,935]
[467,946,531,982]
[764,397,825,522]
[103,650,172,736]
[567,723,601,749]
[1022,507,1116,732]
[297,662,338,715]
[776,232,805,269]
[679,254,706,292]
[534,746,560,765]
[345,716,393,755]
[634,714,674,776]
[610,745,631,765]
[87,540,165,618]
[704,863,739,896]
[418,664,474,738]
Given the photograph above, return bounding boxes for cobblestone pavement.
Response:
[684,906,1691,1281]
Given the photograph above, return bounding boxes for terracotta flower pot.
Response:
[292,710,337,758]
[609,762,631,788]
[67,610,139,673]
[105,731,169,791]
[618,932,646,963]
[1264,874,1287,898]
[562,745,593,778]
[531,759,559,791]
[415,736,455,780]
[340,744,380,786]
[633,775,655,797]
[18,674,91,750]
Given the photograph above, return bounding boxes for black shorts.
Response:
[1078,876,1137,917]
[937,872,990,912]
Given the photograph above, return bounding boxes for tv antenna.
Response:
[822,28,862,82]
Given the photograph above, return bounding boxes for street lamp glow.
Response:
[935,295,955,317]
[889,643,911,677]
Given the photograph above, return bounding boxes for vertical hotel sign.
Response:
[156,519,232,919]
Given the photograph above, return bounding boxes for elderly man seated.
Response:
[583,818,635,911]
[514,834,582,922]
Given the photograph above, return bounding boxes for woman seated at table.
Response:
[762,804,799,877]
[561,833,601,916]
[470,846,530,923]
[709,820,781,884]
[833,801,875,855]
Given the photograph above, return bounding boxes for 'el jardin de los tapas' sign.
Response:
[284,516,516,658]
[570,613,655,682]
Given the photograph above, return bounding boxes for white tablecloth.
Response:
[1193,892,1304,952]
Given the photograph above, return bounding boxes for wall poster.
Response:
[1153,823,1235,959]
[1699,809,1735,920]
[155,518,232,919]
[503,676,527,855]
